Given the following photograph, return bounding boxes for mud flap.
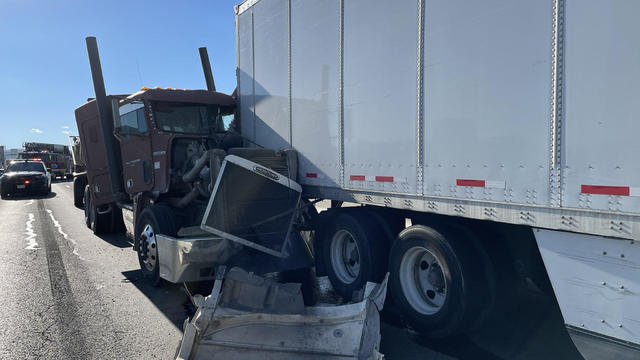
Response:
[175,267,388,360]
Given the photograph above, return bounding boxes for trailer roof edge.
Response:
[237,0,261,15]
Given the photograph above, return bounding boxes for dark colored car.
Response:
[0,161,51,198]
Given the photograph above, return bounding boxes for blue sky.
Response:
[0,0,239,149]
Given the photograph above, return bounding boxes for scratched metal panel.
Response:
[342,0,418,194]
[251,0,290,151]
[237,8,255,143]
[290,0,340,188]
[423,0,553,205]
[562,0,640,213]
[535,229,640,347]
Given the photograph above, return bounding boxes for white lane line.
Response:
[46,208,84,260]
[22,200,34,207]
[65,185,71,188]
[25,213,39,250]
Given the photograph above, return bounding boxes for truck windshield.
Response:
[7,162,45,173]
[153,102,234,134]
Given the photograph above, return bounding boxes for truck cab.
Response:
[113,88,238,197]
[75,88,239,207]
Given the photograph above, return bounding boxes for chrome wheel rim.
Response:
[139,224,157,271]
[399,246,447,315]
[330,229,360,284]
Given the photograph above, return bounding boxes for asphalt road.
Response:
[0,180,584,359]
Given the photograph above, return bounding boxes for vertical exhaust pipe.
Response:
[199,47,216,92]
[85,36,124,197]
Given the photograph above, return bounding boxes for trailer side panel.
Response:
[342,0,418,195]
[562,0,640,213]
[423,0,553,205]
[290,0,340,188]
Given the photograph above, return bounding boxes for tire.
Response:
[84,186,91,228]
[322,211,388,301]
[1,189,8,199]
[388,225,489,338]
[90,202,111,234]
[111,206,125,233]
[136,205,177,287]
[86,187,110,234]
[73,177,86,208]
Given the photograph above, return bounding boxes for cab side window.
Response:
[117,102,147,136]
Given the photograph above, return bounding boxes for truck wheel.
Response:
[388,225,487,338]
[136,205,176,287]
[322,211,388,301]
[73,177,86,208]
[84,186,91,228]
[89,202,111,234]
[85,187,110,234]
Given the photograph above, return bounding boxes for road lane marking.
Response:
[25,213,39,250]
[23,199,34,206]
[46,208,83,260]
[65,185,71,188]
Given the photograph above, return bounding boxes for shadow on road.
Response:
[2,191,57,200]
[379,282,583,360]
[121,270,197,331]
[97,233,132,249]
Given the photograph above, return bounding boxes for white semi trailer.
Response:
[233,0,640,359]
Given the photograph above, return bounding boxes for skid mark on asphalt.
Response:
[25,213,39,250]
[37,199,89,358]
[46,208,84,260]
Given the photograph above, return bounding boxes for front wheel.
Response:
[388,225,490,338]
[136,205,176,287]
[0,186,8,199]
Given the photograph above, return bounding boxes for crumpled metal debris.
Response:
[175,267,387,360]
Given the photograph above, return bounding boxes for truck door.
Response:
[114,102,154,194]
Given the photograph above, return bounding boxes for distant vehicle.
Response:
[18,142,72,180]
[0,160,51,198]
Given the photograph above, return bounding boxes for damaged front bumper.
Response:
[175,267,388,360]
[156,234,238,283]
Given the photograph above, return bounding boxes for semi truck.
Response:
[76,0,640,358]
[229,1,640,359]
[77,38,389,358]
